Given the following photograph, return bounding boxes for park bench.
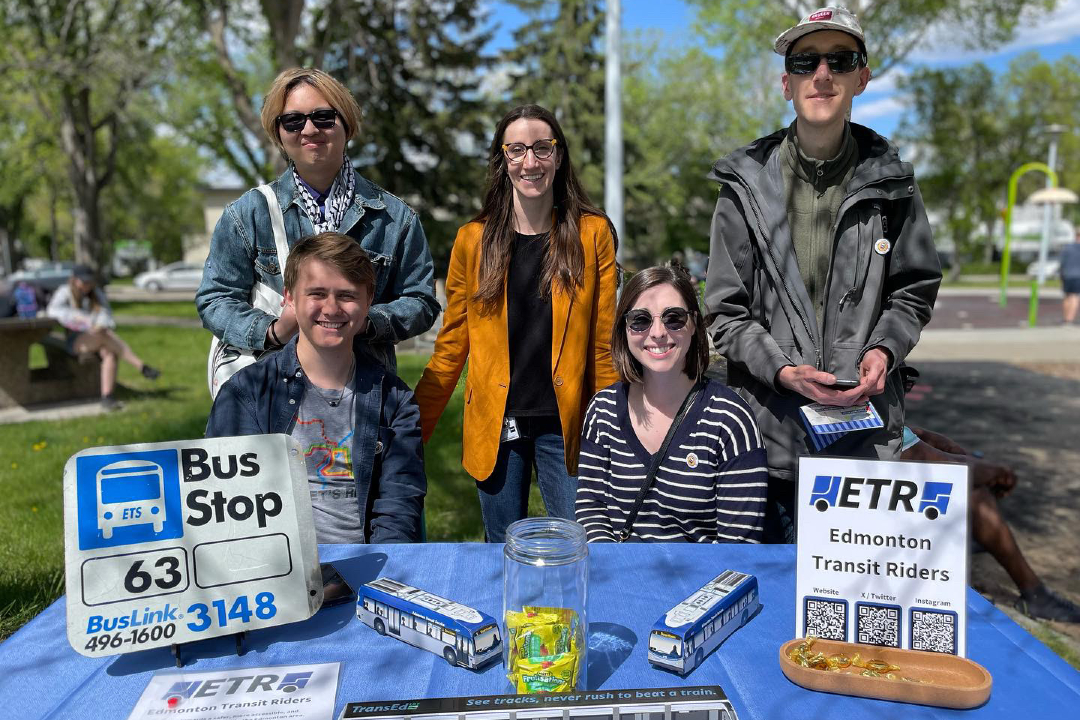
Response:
[0,317,99,409]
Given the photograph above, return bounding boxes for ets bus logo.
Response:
[76,450,184,550]
[809,474,953,520]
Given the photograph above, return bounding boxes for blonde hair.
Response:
[260,68,362,158]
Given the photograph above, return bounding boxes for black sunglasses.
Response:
[276,108,340,133]
[785,50,864,75]
[624,307,691,333]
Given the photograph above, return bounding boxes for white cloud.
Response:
[910,0,1080,63]
[852,95,905,123]
[863,66,909,96]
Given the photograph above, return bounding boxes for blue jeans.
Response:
[762,476,797,544]
[477,416,577,543]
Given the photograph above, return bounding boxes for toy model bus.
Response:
[648,570,760,675]
[357,577,501,669]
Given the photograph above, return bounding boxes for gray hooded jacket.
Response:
[705,123,941,481]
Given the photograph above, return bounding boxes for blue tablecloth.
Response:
[1,543,1078,719]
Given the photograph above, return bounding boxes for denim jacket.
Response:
[196,166,440,372]
[204,337,427,543]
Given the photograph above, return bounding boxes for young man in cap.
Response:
[206,231,426,543]
[704,6,942,542]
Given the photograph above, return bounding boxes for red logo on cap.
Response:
[808,10,833,21]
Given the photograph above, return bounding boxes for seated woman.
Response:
[46,264,159,410]
[575,265,768,542]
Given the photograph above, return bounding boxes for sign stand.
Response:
[170,630,248,668]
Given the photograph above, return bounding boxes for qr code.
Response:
[856,602,901,647]
[804,597,847,640]
[910,608,957,654]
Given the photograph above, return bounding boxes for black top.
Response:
[506,231,559,417]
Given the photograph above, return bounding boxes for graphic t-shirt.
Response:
[291,378,364,543]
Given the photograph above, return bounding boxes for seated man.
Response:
[902,426,1080,623]
[206,231,426,543]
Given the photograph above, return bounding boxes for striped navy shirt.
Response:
[575,379,768,543]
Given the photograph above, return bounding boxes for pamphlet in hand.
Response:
[799,401,884,451]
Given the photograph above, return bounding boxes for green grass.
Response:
[0,325,213,640]
[109,300,201,318]
[0,328,544,641]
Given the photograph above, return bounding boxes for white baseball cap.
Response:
[774,6,866,56]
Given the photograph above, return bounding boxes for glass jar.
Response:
[503,517,589,693]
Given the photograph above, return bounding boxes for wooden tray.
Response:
[778,638,992,709]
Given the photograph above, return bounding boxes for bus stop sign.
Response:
[62,435,322,657]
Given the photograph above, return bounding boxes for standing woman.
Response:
[197,68,439,392]
[414,104,620,542]
[47,265,160,411]
[575,266,768,543]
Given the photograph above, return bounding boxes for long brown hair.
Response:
[69,274,101,312]
[472,104,616,314]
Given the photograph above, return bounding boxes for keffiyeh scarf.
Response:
[293,155,356,233]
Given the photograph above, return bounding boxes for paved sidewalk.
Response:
[910,326,1080,362]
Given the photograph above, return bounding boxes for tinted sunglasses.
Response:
[276,108,340,133]
[785,50,864,75]
[624,307,691,333]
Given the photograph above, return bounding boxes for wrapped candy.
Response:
[506,606,582,693]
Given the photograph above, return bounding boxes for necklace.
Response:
[310,358,355,408]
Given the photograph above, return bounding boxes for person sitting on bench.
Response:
[46,264,160,410]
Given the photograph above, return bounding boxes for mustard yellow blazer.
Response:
[414,214,620,481]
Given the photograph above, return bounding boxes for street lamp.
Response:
[1035,125,1068,285]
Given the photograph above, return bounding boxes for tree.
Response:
[1,0,188,270]
[621,40,787,264]
[685,0,1058,77]
[503,0,607,198]
[171,0,495,269]
[896,54,1080,268]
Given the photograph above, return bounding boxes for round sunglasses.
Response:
[276,108,340,133]
[624,307,691,333]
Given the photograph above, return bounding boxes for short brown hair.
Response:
[610,265,709,384]
[260,68,362,157]
[285,232,376,296]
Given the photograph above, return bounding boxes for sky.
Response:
[488,0,1080,140]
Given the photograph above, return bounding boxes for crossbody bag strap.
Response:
[256,184,290,271]
[617,379,707,542]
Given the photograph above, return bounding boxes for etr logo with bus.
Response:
[76,450,184,549]
[809,474,953,520]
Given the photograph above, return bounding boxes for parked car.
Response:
[1025,257,1061,279]
[8,262,77,298]
[134,262,204,292]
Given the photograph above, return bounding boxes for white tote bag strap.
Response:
[256,183,291,270]
[207,184,290,399]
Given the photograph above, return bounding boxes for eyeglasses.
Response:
[785,50,864,75]
[276,108,340,133]
[624,307,691,333]
[502,138,558,163]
